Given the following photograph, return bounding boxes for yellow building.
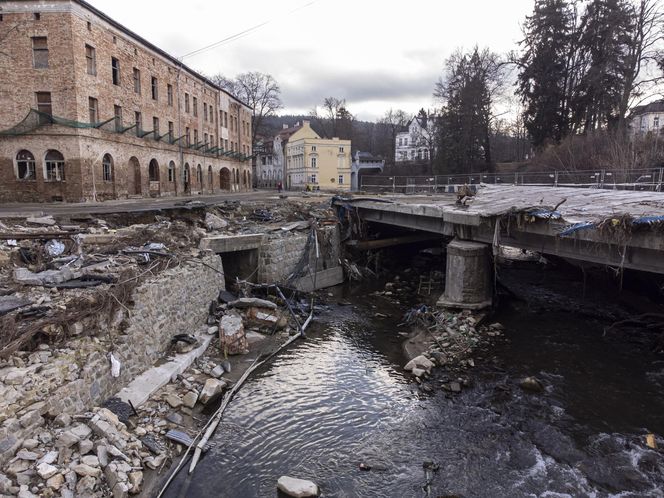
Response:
[285,120,351,191]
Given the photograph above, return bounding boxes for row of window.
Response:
[31,37,247,137]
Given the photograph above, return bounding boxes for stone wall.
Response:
[257,225,341,284]
[0,254,224,464]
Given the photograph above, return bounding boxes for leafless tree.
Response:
[310,97,354,139]
[212,71,283,145]
[379,108,409,162]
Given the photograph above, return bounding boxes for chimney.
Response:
[283,124,288,129]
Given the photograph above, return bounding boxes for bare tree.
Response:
[310,97,354,139]
[212,71,283,145]
[379,108,409,162]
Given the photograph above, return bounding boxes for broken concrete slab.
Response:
[26,216,56,226]
[199,234,265,253]
[229,297,278,310]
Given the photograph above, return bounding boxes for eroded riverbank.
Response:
[162,259,664,498]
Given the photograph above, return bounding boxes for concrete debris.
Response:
[26,216,57,226]
[219,312,248,355]
[199,378,228,405]
[205,212,229,230]
[229,297,278,310]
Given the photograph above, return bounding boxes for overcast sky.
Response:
[89,0,534,121]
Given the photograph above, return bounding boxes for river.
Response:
[163,265,664,498]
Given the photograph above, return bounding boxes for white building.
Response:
[629,100,664,135]
[395,112,437,163]
[254,138,278,188]
[272,123,302,188]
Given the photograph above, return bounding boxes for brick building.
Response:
[0,0,253,203]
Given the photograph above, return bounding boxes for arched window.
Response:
[197,164,203,185]
[102,153,113,182]
[45,150,65,181]
[149,159,160,181]
[168,161,175,182]
[16,150,36,180]
[208,165,213,190]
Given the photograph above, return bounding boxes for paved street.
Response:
[0,190,301,217]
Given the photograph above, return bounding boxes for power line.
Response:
[179,0,318,60]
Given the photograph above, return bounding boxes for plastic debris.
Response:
[109,352,121,378]
[45,239,66,256]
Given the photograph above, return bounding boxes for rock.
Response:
[276,476,319,497]
[164,394,182,409]
[449,382,462,393]
[411,367,426,378]
[36,463,58,480]
[72,463,101,478]
[128,471,143,495]
[3,367,28,385]
[22,439,39,450]
[17,484,38,498]
[53,413,71,428]
[205,212,228,230]
[70,423,92,440]
[45,473,64,490]
[221,360,231,373]
[0,473,13,493]
[6,459,30,477]
[206,326,219,335]
[229,297,278,310]
[182,391,198,409]
[219,312,248,355]
[56,431,80,449]
[519,376,544,393]
[404,355,435,372]
[210,365,225,378]
[112,481,130,498]
[165,412,183,425]
[245,330,267,345]
[79,439,94,455]
[199,378,227,405]
[96,446,108,468]
[75,475,96,495]
[144,453,166,470]
[26,215,56,226]
[38,451,58,465]
[80,455,99,467]
[16,449,38,461]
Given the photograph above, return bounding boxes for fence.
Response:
[360,168,664,194]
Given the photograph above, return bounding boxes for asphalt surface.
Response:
[0,190,311,218]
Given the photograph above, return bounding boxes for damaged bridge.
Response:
[334,185,664,308]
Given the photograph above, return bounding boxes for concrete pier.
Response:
[437,238,492,310]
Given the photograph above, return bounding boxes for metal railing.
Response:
[360,168,664,194]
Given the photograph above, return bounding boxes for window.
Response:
[151,76,158,100]
[112,35,117,44]
[149,159,159,181]
[111,57,120,85]
[16,150,36,181]
[186,127,190,146]
[168,161,175,182]
[36,91,52,116]
[168,121,174,142]
[45,150,65,181]
[210,134,214,148]
[311,145,317,152]
[193,97,198,117]
[87,21,92,31]
[132,68,142,94]
[102,153,113,182]
[167,84,173,106]
[204,133,208,145]
[134,111,142,136]
[32,37,48,69]
[224,111,228,128]
[153,116,159,139]
[34,12,41,21]
[311,157,317,168]
[339,146,344,153]
[404,138,408,146]
[655,117,660,128]
[310,173,317,184]
[194,129,198,145]
[338,175,344,184]
[204,103,208,122]
[85,45,96,75]
[88,97,98,123]
[185,93,190,113]
[114,105,123,131]
[197,165,203,184]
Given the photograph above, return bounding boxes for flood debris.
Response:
[277,475,320,498]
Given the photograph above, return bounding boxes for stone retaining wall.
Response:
[257,225,341,284]
[0,254,224,464]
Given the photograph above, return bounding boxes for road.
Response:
[0,190,317,218]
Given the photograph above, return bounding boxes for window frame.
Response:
[44,150,65,182]
[85,44,96,75]
[16,150,36,181]
[102,153,113,182]
[88,96,98,124]
[32,36,48,69]
[151,76,158,100]
[111,57,121,85]
[133,67,141,94]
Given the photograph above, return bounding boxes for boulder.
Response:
[205,212,228,230]
[219,312,248,355]
[182,391,198,409]
[276,476,319,497]
[229,297,278,310]
[519,376,544,393]
[411,367,427,378]
[36,463,58,480]
[199,378,227,405]
[404,355,435,372]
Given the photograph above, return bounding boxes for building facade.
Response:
[351,151,384,191]
[0,0,253,203]
[395,112,436,163]
[629,100,664,136]
[254,138,280,188]
[284,121,351,191]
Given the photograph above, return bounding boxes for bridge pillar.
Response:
[437,238,492,310]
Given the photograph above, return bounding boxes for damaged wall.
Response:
[0,254,224,464]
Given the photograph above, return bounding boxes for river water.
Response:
[164,268,664,498]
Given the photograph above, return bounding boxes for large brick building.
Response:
[0,0,253,203]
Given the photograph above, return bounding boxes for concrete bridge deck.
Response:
[335,186,664,274]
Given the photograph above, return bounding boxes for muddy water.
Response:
[164,275,664,498]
